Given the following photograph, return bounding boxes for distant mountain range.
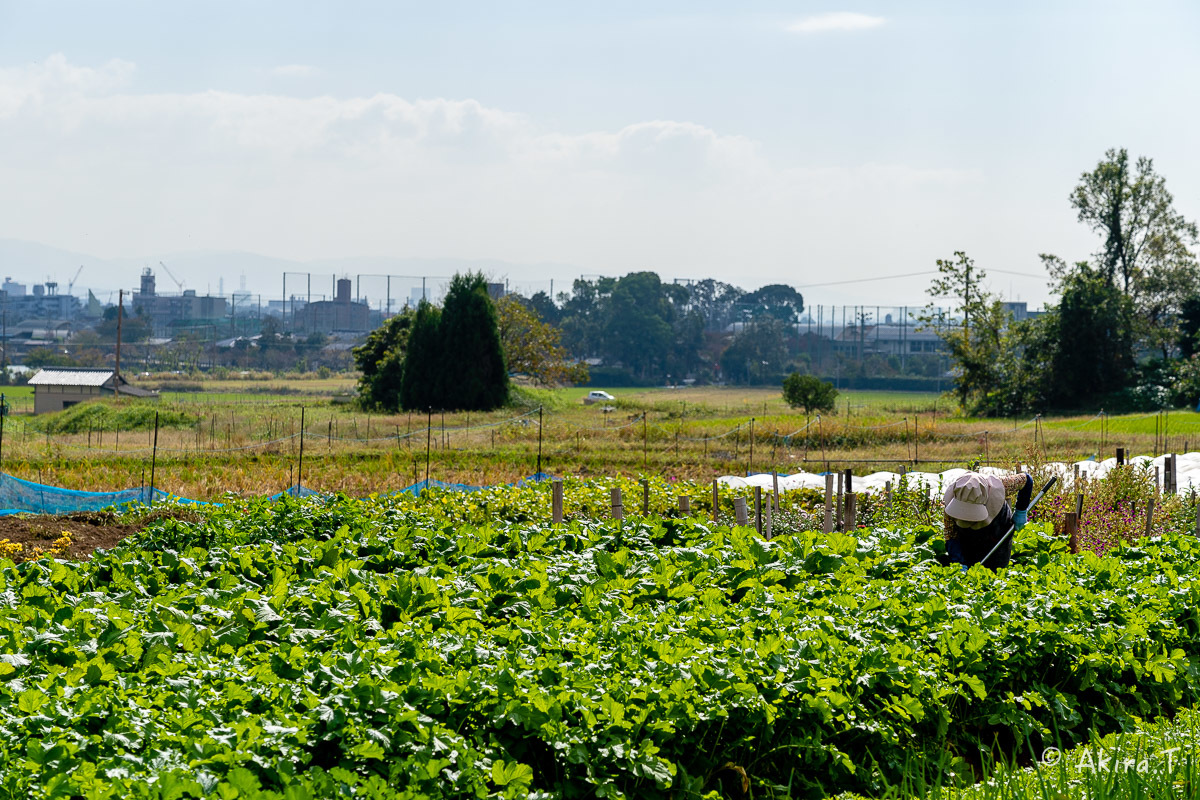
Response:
[0,239,576,304]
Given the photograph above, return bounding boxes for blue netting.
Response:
[0,472,552,515]
[0,474,158,516]
[394,472,551,497]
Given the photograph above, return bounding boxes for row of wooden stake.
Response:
[546,471,885,540]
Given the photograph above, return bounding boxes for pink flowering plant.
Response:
[1038,463,1198,556]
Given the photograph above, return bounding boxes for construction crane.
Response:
[67,265,84,294]
[159,261,185,292]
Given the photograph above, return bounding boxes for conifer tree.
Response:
[438,273,509,410]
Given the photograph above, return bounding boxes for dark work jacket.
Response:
[947,502,1014,569]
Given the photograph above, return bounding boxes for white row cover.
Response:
[719,452,1200,496]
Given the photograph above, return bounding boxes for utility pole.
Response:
[114,289,123,401]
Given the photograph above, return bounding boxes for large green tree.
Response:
[1047,263,1135,408]
[782,373,837,417]
[741,284,805,325]
[604,272,675,381]
[495,295,587,386]
[1069,148,1199,353]
[437,272,509,411]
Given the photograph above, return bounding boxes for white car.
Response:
[582,390,615,405]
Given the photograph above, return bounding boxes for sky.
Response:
[0,0,1197,307]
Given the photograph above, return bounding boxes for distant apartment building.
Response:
[131,269,228,335]
[832,324,946,355]
[292,278,372,333]
[0,278,83,320]
[1001,301,1046,321]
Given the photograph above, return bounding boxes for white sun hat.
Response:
[942,472,1005,524]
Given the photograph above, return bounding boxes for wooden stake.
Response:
[712,479,719,523]
[551,478,564,524]
[845,492,856,530]
[611,487,624,520]
[835,470,843,531]
[823,474,834,533]
[640,478,649,516]
[772,471,780,514]
[763,502,773,540]
[734,496,749,526]
[1144,498,1156,537]
[1064,511,1079,554]
[678,495,691,515]
[754,486,762,534]
[885,480,892,507]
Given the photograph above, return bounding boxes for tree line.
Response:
[929,148,1200,415]
[356,271,822,411]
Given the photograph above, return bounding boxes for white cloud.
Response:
[271,64,320,78]
[787,12,885,34]
[0,53,133,117]
[0,54,984,296]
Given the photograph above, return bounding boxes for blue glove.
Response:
[1013,509,1028,531]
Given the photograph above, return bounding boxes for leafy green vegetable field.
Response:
[3,481,1200,799]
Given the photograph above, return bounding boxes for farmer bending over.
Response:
[943,472,1033,570]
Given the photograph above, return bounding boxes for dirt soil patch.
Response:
[0,509,203,563]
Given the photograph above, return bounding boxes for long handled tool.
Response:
[981,476,1058,566]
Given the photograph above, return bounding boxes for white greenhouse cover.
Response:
[719,453,1200,496]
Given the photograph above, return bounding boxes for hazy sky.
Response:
[1,1,1197,306]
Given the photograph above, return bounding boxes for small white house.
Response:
[27,368,158,414]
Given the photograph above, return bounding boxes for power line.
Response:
[793,271,937,289]
[988,268,1051,279]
